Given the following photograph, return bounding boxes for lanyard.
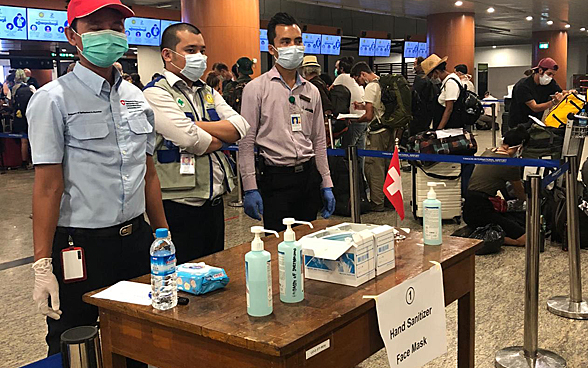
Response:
[178,86,206,122]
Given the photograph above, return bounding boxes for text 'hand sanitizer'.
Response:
[423,182,445,245]
[246,226,278,317]
[278,218,314,303]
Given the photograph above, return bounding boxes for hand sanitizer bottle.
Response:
[246,226,278,317]
[278,218,314,303]
[423,182,445,245]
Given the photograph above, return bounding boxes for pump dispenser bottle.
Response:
[278,218,314,303]
[246,226,278,317]
[423,182,446,245]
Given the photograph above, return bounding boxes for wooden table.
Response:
[84,220,483,368]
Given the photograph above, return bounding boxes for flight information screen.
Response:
[375,39,391,57]
[303,33,321,54]
[404,41,419,58]
[359,38,376,57]
[125,17,161,46]
[27,8,68,42]
[160,20,179,43]
[260,29,268,52]
[321,35,340,55]
[0,6,27,40]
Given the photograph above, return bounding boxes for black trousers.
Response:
[47,216,153,367]
[163,198,225,264]
[258,161,323,233]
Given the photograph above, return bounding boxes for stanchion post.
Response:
[491,103,497,148]
[547,154,588,319]
[228,151,243,208]
[348,145,361,223]
[495,175,566,368]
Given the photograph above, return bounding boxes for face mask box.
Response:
[330,223,396,276]
[300,227,376,287]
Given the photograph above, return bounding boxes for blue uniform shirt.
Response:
[26,63,155,229]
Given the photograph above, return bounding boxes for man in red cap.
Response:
[26,0,168,359]
[508,57,565,128]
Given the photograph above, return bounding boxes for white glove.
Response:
[32,258,62,320]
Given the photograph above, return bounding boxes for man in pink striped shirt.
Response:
[238,12,335,232]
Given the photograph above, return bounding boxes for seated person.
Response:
[463,125,530,246]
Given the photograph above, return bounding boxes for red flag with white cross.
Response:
[383,146,404,220]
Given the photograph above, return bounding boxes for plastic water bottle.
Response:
[150,228,177,310]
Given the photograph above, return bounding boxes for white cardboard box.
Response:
[328,223,396,276]
[300,223,396,287]
[300,228,375,287]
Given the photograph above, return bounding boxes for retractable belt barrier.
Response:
[0,133,27,139]
[222,144,567,189]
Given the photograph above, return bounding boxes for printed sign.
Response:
[372,262,447,368]
[27,8,68,42]
[0,5,27,40]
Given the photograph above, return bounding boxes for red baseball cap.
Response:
[533,57,559,71]
[67,0,134,26]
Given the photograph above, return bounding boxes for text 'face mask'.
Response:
[170,50,207,82]
[272,45,305,70]
[75,29,128,68]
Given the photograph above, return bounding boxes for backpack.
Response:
[13,84,33,120]
[443,78,483,126]
[330,84,351,116]
[373,74,412,131]
[522,124,564,160]
[224,81,247,113]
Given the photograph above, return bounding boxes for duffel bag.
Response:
[544,92,585,128]
[407,129,477,156]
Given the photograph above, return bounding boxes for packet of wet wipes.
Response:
[176,262,229,295]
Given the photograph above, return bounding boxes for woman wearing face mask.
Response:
[463,125,530,246]
[508,57,565,129]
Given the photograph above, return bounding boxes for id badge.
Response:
[180,153,195,175]
[61,238,86,283]
[291,113,302,132]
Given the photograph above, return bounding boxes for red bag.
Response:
[488,196,507,213]
[1,138,22,168]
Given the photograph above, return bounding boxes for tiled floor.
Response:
[2,130,588,368]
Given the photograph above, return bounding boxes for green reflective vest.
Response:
[148,77,235,201]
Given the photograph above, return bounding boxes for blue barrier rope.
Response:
[223,144,560,168]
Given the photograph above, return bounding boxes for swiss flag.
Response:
[383,146,405,220]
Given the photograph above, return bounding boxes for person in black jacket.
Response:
[410,56,435,135]
[301,55,334,114]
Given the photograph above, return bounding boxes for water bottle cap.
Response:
[155,228,168,238]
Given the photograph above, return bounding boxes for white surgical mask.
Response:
[539,73,552,86]
[272,45,305,70]
[170,50,207,82]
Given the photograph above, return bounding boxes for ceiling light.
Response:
[487,7,495,13]
[492,45,497,49]
[526,16,533,21]
[455,1,463,6]
[547,20,553,25]
[581,27,586,31]
[565,24,571,28]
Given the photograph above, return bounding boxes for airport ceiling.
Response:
[126,0,588,45]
